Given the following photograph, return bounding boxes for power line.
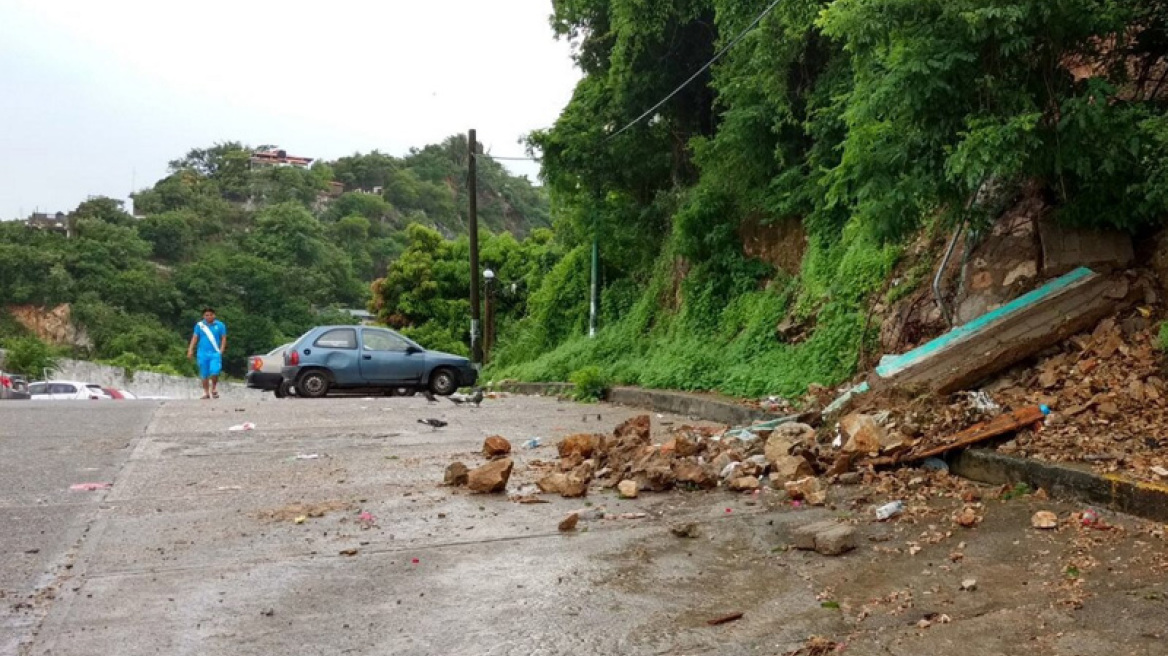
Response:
[475,154,541,162]
[606,0,784,140]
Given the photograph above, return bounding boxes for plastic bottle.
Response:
[875,500,905,521]
[522,438,541,449]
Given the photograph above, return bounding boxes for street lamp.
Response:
[482,269,496,364]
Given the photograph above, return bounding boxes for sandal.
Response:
[200,394,211,400]
[212,390,220,399]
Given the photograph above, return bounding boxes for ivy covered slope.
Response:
[0,136,549,376]
[488,0,1168,397]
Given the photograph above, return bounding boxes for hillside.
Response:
[478,0,1168,396]
[0,135,550,377]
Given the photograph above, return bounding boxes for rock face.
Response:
[482,436,512,459]
[840,414,886,455]
[444,462,469,486]
[467,458,513,493]
[618,480,639,498]
[558,433,597,459]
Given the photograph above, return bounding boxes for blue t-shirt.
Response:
[193,320,227,357]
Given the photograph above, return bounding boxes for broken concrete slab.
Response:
[791,521,856,556]
[872,267,1124,394]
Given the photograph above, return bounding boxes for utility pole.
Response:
[589,215,599,338]
[468,129,482,365]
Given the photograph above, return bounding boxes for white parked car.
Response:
[28,380,112,400]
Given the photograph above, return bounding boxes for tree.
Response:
[1,336,59,378]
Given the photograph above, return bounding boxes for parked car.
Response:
[1,373,31,400]
[28,380,111,400]
[102,388,138,400]
[246,344,296,398]
[281,326,477,399]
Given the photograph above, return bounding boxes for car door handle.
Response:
[363,354,372,360]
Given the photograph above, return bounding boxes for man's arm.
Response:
[219,323,227,354]
[187,333,198,359]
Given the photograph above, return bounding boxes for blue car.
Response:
[281,325,477,398]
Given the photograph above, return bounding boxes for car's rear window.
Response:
[314,328,357,349]
[29,383,47,395]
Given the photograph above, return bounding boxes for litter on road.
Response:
[69,482,112,491]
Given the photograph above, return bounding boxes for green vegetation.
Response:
[569,366,610,402]
[0,137,549,376]
[483,0,1168,396]
[0,335,60,378]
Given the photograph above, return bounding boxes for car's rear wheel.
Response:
[297,371,330,399]
[428,368,458,396]
[275,380,295,398]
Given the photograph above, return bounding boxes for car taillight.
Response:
[252,357,263,371]
[289,350,300,366]
[0,376,10,388]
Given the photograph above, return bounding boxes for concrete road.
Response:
[1,395,1166,656]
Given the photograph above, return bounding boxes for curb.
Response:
[952,449,1168,523]
[495,382,777,426]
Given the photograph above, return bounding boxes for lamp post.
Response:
[483,268,496,364]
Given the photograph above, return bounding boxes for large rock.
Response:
[765,423,816,465]
[614,415,651,442]
[537,472,588,498]
[673,461,718,489]
[618,480,639,498]
[792,521,856,556]
[769,455,814,486]
[481,436,512,459]
[728,476,761,492]
[673,435,700,457]
[558,433,597,459]
[444,461,469,487]
[467,458,513,493]
[784,476,826,505]
[840,414,886,455]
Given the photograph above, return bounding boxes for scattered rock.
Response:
[791,521,855,556]
[728,476,761,492]
[558,433,596,459]
[836,472,862,485]
[1031,510,1059,529]
[613,415,651,442]
[784,476,826,505]
[673,461,718,489]
[839,413,885,454]
[671,522,700,538]
[764,423,813,465]
[960,578,977,591]
[537,472,588,498]
[618,480,639,498]
[770,454,814,485]
[481,436,512,458]
[467,458,513,493]
[954,506,982,528]
[444,462,469,487]
[558,513,579,532]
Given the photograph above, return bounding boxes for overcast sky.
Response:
[0,0,580,219]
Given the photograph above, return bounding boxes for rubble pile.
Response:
[989,313,1168,481]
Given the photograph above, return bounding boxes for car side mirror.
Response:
[406,345,423,355]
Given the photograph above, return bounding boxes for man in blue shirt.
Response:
[187,307,227,399]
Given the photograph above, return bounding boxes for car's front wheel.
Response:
[275,380,295,399]
[428,368,458,396]
[297,371,330,399]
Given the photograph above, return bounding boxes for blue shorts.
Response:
[198,353,223,379]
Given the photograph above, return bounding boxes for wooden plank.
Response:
[862,405,1047,467]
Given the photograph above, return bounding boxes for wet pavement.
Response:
[1,395,1166,655]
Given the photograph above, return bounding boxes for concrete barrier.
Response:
[0,349,257,400]
[496,381,777,426]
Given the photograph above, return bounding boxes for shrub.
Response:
[569,365,609,403]
[1,336,60,378]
